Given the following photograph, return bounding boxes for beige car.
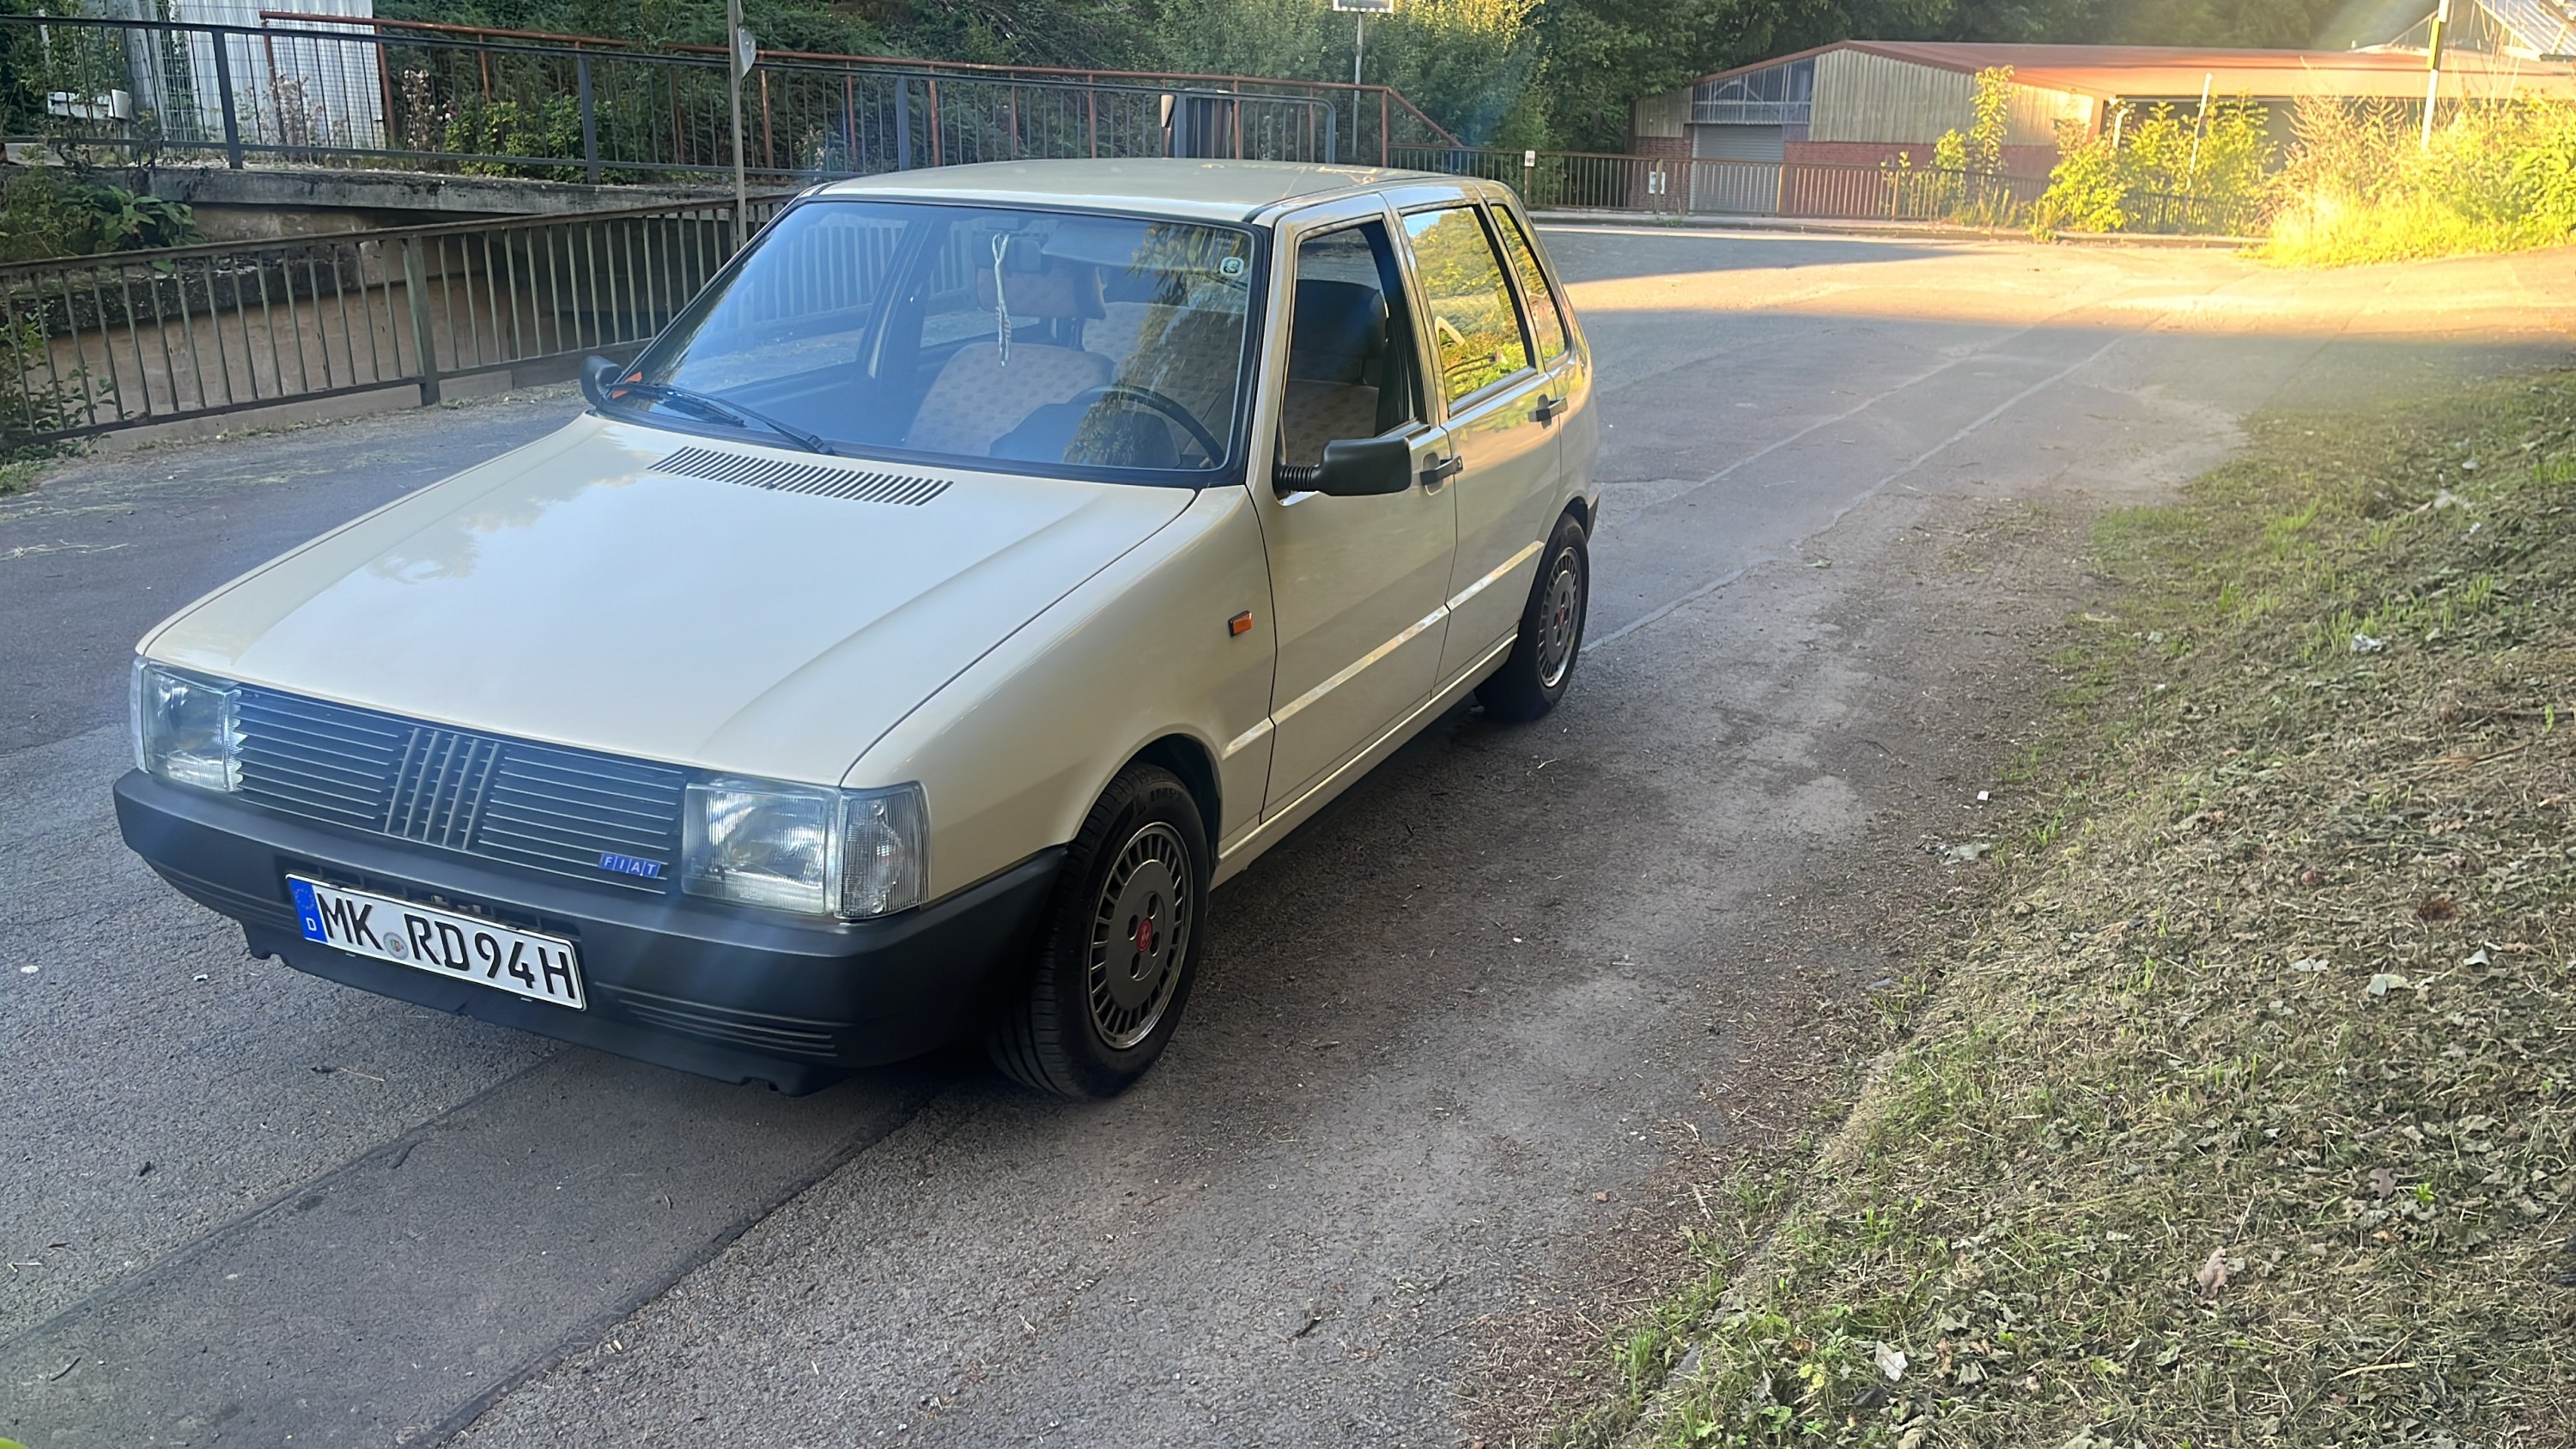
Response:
[116,161,1599,1098]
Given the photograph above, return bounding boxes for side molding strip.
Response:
[1270,604,1450,727]
[1446,539,1541,614]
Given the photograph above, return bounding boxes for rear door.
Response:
[1489,201,1594,519]
[1395,199,1559,686]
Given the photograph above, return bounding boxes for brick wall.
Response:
[1626,133,1691,210]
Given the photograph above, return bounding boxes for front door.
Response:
[1397,203,1560,684]
[1255,208,1455,814]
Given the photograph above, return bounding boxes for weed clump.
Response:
[2264,96,2576,266]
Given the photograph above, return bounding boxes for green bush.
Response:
[443,95,586,181]
[1912,69,2031,227]
[0,166,200,261]
[2032,97,2271,237]
[3,314,101,452]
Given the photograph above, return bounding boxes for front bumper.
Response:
[114,770,1060,1094]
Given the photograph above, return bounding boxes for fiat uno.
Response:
[115,160,1597,1098]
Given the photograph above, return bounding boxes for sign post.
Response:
[728,0,754,250]
[2421,0,2453,149]
[1331,0,1394,159]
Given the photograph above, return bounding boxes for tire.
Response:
[987,764,1209,1099]
[1475,511,1589,723]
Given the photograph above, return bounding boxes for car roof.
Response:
[809,158,1471,222]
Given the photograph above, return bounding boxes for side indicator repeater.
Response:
[1228,611,1255,638]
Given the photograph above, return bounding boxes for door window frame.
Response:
[1278,215,1431,452]
[1393,197,1543,421]
[1486,201,1571,367]
[1262,197,1447,480]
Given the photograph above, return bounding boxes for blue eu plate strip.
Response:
[289,878,327,943]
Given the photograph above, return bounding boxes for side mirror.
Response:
[1277,433,1412,498]
[580,355,619,410]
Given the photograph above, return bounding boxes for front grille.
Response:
[234,688,687,890]
[386,727,502,849]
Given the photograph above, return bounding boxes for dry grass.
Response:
[1552,370,2576,1448]
[2261,98,2576,268]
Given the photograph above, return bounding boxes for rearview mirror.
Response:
[1277,433,1412,498]
[580,355,619,410]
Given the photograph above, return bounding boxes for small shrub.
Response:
[2029,119,2129,233]
[2,315,102,451]
[444,95,586,181]
[0,166,199,262]
[1964,65,2009,177]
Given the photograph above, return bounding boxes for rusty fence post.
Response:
[401,236,440,406]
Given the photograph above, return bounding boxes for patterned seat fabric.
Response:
[904,257,1112,458]
[1279,381,1381,466]
[1279,279,1392,465]
[903,343,1111,458]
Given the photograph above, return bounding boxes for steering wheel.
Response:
[1069,384,1223,464]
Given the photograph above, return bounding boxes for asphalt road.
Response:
[4,230,2568,1448]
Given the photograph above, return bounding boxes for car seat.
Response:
[903,259,1112,458]
[1279,278,1388,467]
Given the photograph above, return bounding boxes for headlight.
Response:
[133,660,240,792]
[682,777,927,919]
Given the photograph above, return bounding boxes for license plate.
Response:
[287,876,586,1009]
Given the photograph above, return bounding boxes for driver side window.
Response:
[1278,221,1423,467]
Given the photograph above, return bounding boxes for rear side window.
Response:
[1492,209,1569,362]
[1400,206,1532,407]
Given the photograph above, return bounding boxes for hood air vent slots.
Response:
[653,446,951,506]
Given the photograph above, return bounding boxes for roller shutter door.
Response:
[1690,124,1783,215]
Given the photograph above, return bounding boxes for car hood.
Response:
[143,416,1198,785]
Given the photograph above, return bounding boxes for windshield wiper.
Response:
[607,380,835,456]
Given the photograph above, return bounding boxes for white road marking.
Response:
[1591,330,2131,652]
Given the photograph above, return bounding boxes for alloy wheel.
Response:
[1086,821,1194,1050]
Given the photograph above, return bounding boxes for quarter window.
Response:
[1492,209,1569,362]
[1401,206,1531,407]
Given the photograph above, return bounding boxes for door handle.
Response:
[1420,454,1463,488]
[1533,394,1564,425]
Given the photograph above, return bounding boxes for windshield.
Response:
[620,200,1257,480]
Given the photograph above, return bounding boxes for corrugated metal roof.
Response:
[1684,39,2575,101]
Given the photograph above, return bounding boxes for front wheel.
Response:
[987,764,1209,1098]
[1475,511,1589,723]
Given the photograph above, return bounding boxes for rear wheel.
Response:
[987,764,1209,1098]
[1475,511,1589,723]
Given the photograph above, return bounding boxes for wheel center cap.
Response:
[1101,858,1182,1012]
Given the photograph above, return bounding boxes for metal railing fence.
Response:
[2118,189,2266,237]
[2,193,786,446]
[1391,146,2262,234]
[259,10,1461,159]
[2,13,1394,179]
[1389,146,2057,225]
